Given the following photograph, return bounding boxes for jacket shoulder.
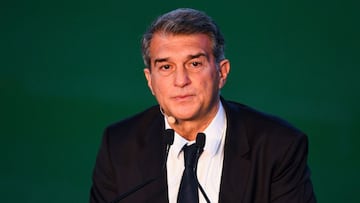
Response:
[101,105,163,148]
[225,100,304,135]
[106,105,162,134]
[223,100,307,149]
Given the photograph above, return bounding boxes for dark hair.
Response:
[141,8,225,68]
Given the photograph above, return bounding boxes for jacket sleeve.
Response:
[270,134,316,203]
[90,129,117,203]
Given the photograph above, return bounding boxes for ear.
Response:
[218,59,230,89]
[144,68,155,95]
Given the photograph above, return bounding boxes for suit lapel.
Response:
[137,110,169,203]
[219,100,251,203]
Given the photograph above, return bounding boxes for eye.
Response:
[157,64,175,76]
[191,61,201,67]
[161,65,171,70]
[186,60,204,72]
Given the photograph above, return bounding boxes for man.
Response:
[90,8,316,203]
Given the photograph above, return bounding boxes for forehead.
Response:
[149,33,213,61]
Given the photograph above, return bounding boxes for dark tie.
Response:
[177,144,199,203]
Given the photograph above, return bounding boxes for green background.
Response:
[1,0,359,202]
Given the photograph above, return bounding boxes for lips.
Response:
[172,94,195,101]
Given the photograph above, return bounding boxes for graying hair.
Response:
[141,8,225,69]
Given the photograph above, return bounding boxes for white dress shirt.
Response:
[165,102,227,203]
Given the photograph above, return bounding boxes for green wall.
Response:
[1,0,359,202]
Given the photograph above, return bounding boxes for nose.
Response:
[174,67,191,87]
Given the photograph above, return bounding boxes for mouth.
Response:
[172,94,195,101]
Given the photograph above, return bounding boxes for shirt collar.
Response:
[164,101,227,158]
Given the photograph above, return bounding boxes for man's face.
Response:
[144,33,230,123]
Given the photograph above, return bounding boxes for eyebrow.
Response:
[188,53,208,60]
[154,57,169,65]
[153,53,208,65]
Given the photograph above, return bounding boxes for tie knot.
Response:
[182,144,198,168]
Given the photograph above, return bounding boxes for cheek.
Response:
[197,77,219,97]
[151,77,168,95]
[204,70,221,89]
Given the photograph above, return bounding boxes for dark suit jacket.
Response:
[90,99,316,203]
